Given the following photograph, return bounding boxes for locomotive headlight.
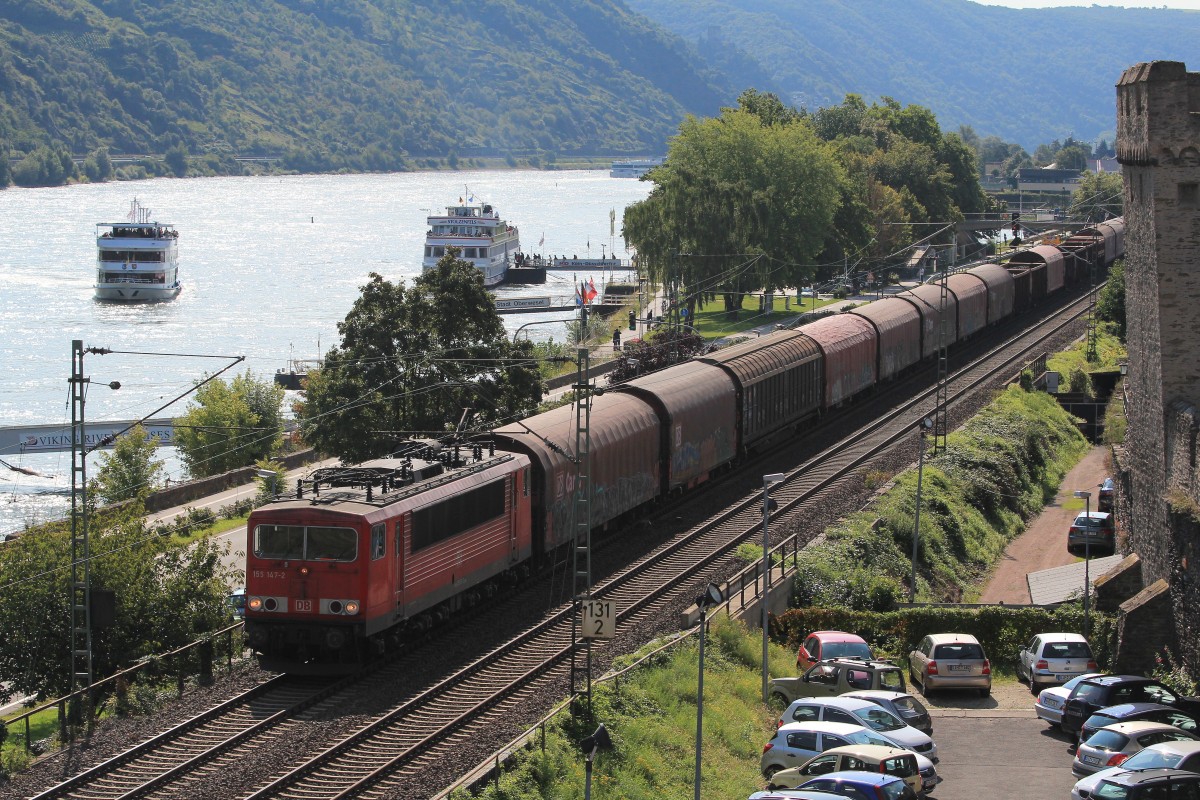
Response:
[247,596,263,612]
[344,600,360,615]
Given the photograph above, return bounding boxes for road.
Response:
[979,444,1112,603]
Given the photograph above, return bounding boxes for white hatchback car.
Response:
[1017,633,1097,694]
[777,697,937,762]
[761,722,909,780]
[1072,739,1200,799]
[1035,673,1105,726]
[1072,720,1198,777]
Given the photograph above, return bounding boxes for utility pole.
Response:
[932,227,954,454]
[569,296,594,706]
[68,340,93,733]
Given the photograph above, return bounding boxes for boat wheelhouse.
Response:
[423,202,520,287]
[94,200,181,302]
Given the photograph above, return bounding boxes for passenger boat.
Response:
[422,200,520,287]
[609,157,664,178]
[94,199,181,302]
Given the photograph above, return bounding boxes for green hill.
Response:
[0,0,730,172]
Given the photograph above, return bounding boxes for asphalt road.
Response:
[924,685,1079,799]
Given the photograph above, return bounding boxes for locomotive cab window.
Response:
[371,523,385,560]
[253,524,357,562]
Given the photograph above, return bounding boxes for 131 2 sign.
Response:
[582,600,616,640]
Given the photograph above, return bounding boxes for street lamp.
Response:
[580,722,612,800]
[255,468,279,499]
[695,581,723,800]
[761,473,785,703]
[910,417,934,604]
[1074,489,1093,635]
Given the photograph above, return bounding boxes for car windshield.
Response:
[847,730,894,748]
[892,696,928,716]
[933,643,984,659]
[1085,729,1129,751]
[1085,712,1121,730]
[855,707,905,732]
[1074,516,1108,528]
[880,780,911,800]
[1045,642,1093,658]
[1119,749,1183,770]
[1093,780,1132,799]
[825,642,873,660]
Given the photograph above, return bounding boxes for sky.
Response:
[974,0,1200,7]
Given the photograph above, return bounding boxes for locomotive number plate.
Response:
[252,570,287,580]
[582,600,616,640]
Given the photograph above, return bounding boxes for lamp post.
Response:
[695,582,723,800]
[761,473,785,703]
[910,417,933,604]
[1074,490,1092,635]
[255,468,279,499]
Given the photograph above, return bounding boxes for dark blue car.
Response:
[800,770,918,800]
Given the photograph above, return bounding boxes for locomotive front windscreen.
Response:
[254,524,358,562]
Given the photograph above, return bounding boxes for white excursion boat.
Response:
[94,200,181,302]
[422,200,520,287]
[609,157,664,178]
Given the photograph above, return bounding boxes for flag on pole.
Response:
[539,232,545,248]
[574,285,583,306]
[584,278,598,303]
[610,208,616,237]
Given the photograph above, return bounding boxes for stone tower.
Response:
[1115,61,1200,673]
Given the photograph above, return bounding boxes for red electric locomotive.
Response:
[244,443,531,673]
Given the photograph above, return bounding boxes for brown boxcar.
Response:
[1008,245,1066,298]
[898,283,958,358]
[1007,267,1033,314]
[1059,228,1105,283]
[1098,218,1126,263]
[946,273,989,339]
[800,314,878,407]
[848,297,921,381]
[699,330,823,451]
[966,263,1015,325]
[615,361,737,493]
[492,392,660,555]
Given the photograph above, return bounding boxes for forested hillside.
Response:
[624,0,1200,148]
[0,0,729,177]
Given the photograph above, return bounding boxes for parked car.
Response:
[842,690,933,736]
[1073,720,1198,776]
[1077,703,1200,745]
[228,587,246,619]
[1098,477,1115,512]
[1068,511,1116,557]
[797,631,874,670]
[1072,740,1200,800]
[1074,768,1200,799]
[777,697,937,762]
[748,791,847,800]
[1036,673,1106,727]
[771,659,906,705]
[767,744,937,796]
[1062,675,1200,739]
[798,770,919,800]
[761,722,910,779]
[908,633,991,698]
[1017,633,1097,694]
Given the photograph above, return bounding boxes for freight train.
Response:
[243,219,1125,672]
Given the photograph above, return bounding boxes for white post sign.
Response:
[582,599,616,640]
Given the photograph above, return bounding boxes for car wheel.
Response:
[764,765,781,780]
[770,691,789,708]
[1029,678,1039,696]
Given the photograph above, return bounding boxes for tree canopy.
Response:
[174,371,284,478]
[0,507,235,701]
[91,424,165,503]
[1070,171,1124,223]
[300,252,544,463]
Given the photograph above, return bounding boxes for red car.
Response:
[797,631,874,670]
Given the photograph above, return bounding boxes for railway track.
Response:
[233,291,1099,799]
[30,288,1097,800]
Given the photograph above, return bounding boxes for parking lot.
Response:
[922,681,1079,799]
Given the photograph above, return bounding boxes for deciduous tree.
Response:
[300,254,544,462]
[91,424,165,503]
[174,372,284,478]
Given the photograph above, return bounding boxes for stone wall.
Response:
[1116,60,1200,679]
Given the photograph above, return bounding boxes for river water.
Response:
[0,170,650,534]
